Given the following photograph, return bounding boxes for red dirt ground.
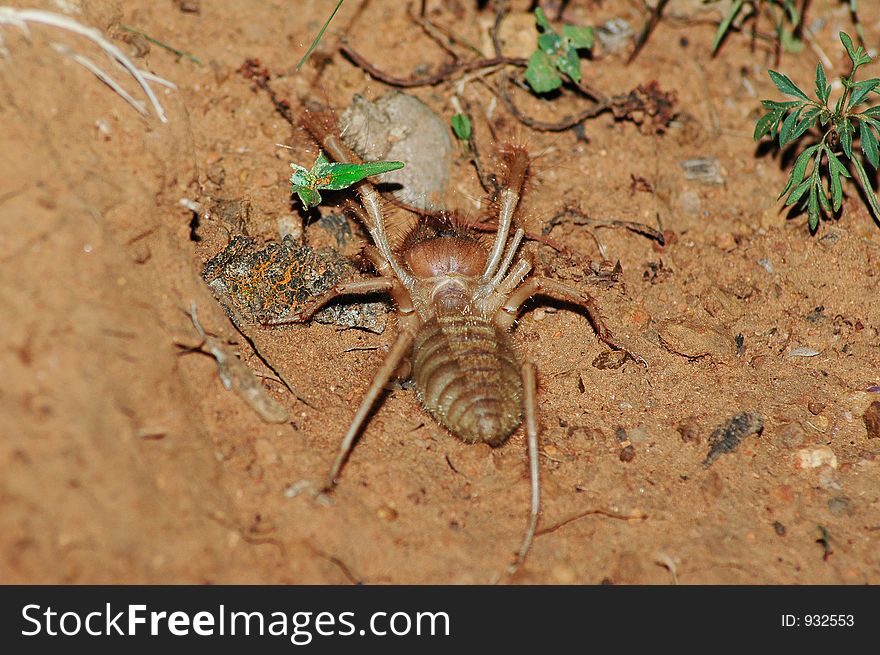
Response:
[2,0,878,584]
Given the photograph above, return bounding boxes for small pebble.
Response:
[788,346,821,357]
[827,496,852,517]
[773,521,786,536]
[818,230,841,247]
[681,157,725,185]
[592,349,628,370]
[863,401,880,439]
[627,426,650,443]
[777,423,805,448]
[376,506,399,522]
[715,232,737,251]
[596,17,634,53]
[808,402,826,415]
[756,257,773,273]
[818,467,842,491]
[676,417,700,444]
[677,189,701,215]
[703,412,763,467]
[795,446,838,469]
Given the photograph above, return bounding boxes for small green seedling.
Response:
[755,32,880,231]
[451,113,472,141]
[290,153,404,209]
[712,0,802,55]
[524,7,594,94]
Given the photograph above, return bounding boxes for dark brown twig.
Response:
[627,0,670,65]
[536,507,648,536]
[496,75,609,131]
[490,0,508,58]
[341,41,526,88]
[408,3,483,57]
[456,94,496,194]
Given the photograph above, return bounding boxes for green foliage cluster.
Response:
[524,7,594,93]
[712,0,803,54]
[755,32,880,231]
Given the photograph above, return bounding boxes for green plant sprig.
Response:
[290,153,404,209]
[524,7,593,94]
[712,0,803,55]
[754,31,880,231]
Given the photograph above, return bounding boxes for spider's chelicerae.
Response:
[290,107,642,574]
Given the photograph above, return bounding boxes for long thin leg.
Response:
[508,360,540,576]
[477,228,524,298]
[323,328,416,490]
[481,146,529,281]
[265,277,394,325]
[501,277,647,366]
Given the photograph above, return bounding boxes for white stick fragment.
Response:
[51,42,148,116]
[0,7,173,122]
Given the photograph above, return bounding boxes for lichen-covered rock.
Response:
[202,236,387,333]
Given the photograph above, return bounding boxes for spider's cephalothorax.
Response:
[291,107,638,574]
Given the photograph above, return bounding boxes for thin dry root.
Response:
[0,8,174,121]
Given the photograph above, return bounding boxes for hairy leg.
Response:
[324,328,416,490]
[508,360,540,576]
[500,277,646,366]
[264,277,395,325]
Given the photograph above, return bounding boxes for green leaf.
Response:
[848,79,880,109]
[780,144,820,197]
[839,118,855,158]
[840,31,871,70]
[862,105,880,117]
[817,179,832,213]
[562,24,594,50]
[451,113,472,141]
[538,31,562,54]
[779,106,804,148]
[786,176,813,205]
[534,6,552,32]
[768,70,811,101]
[840,31,856,60]
[860,119,879,168]
[807,183,820,231]
[761,99,801,111]
[825,146,850,212]
[555,47,582,83]
[815,62,830,104]
[711,0,744,53]
[792,105,821,141]
[525,49,562,93]
[828,160,844,211]
[754,111,778,140]
[860,115,880,131]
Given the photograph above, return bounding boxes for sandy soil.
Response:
[2,0,879,584]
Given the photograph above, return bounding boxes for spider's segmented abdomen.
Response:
[411,314,523,446]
